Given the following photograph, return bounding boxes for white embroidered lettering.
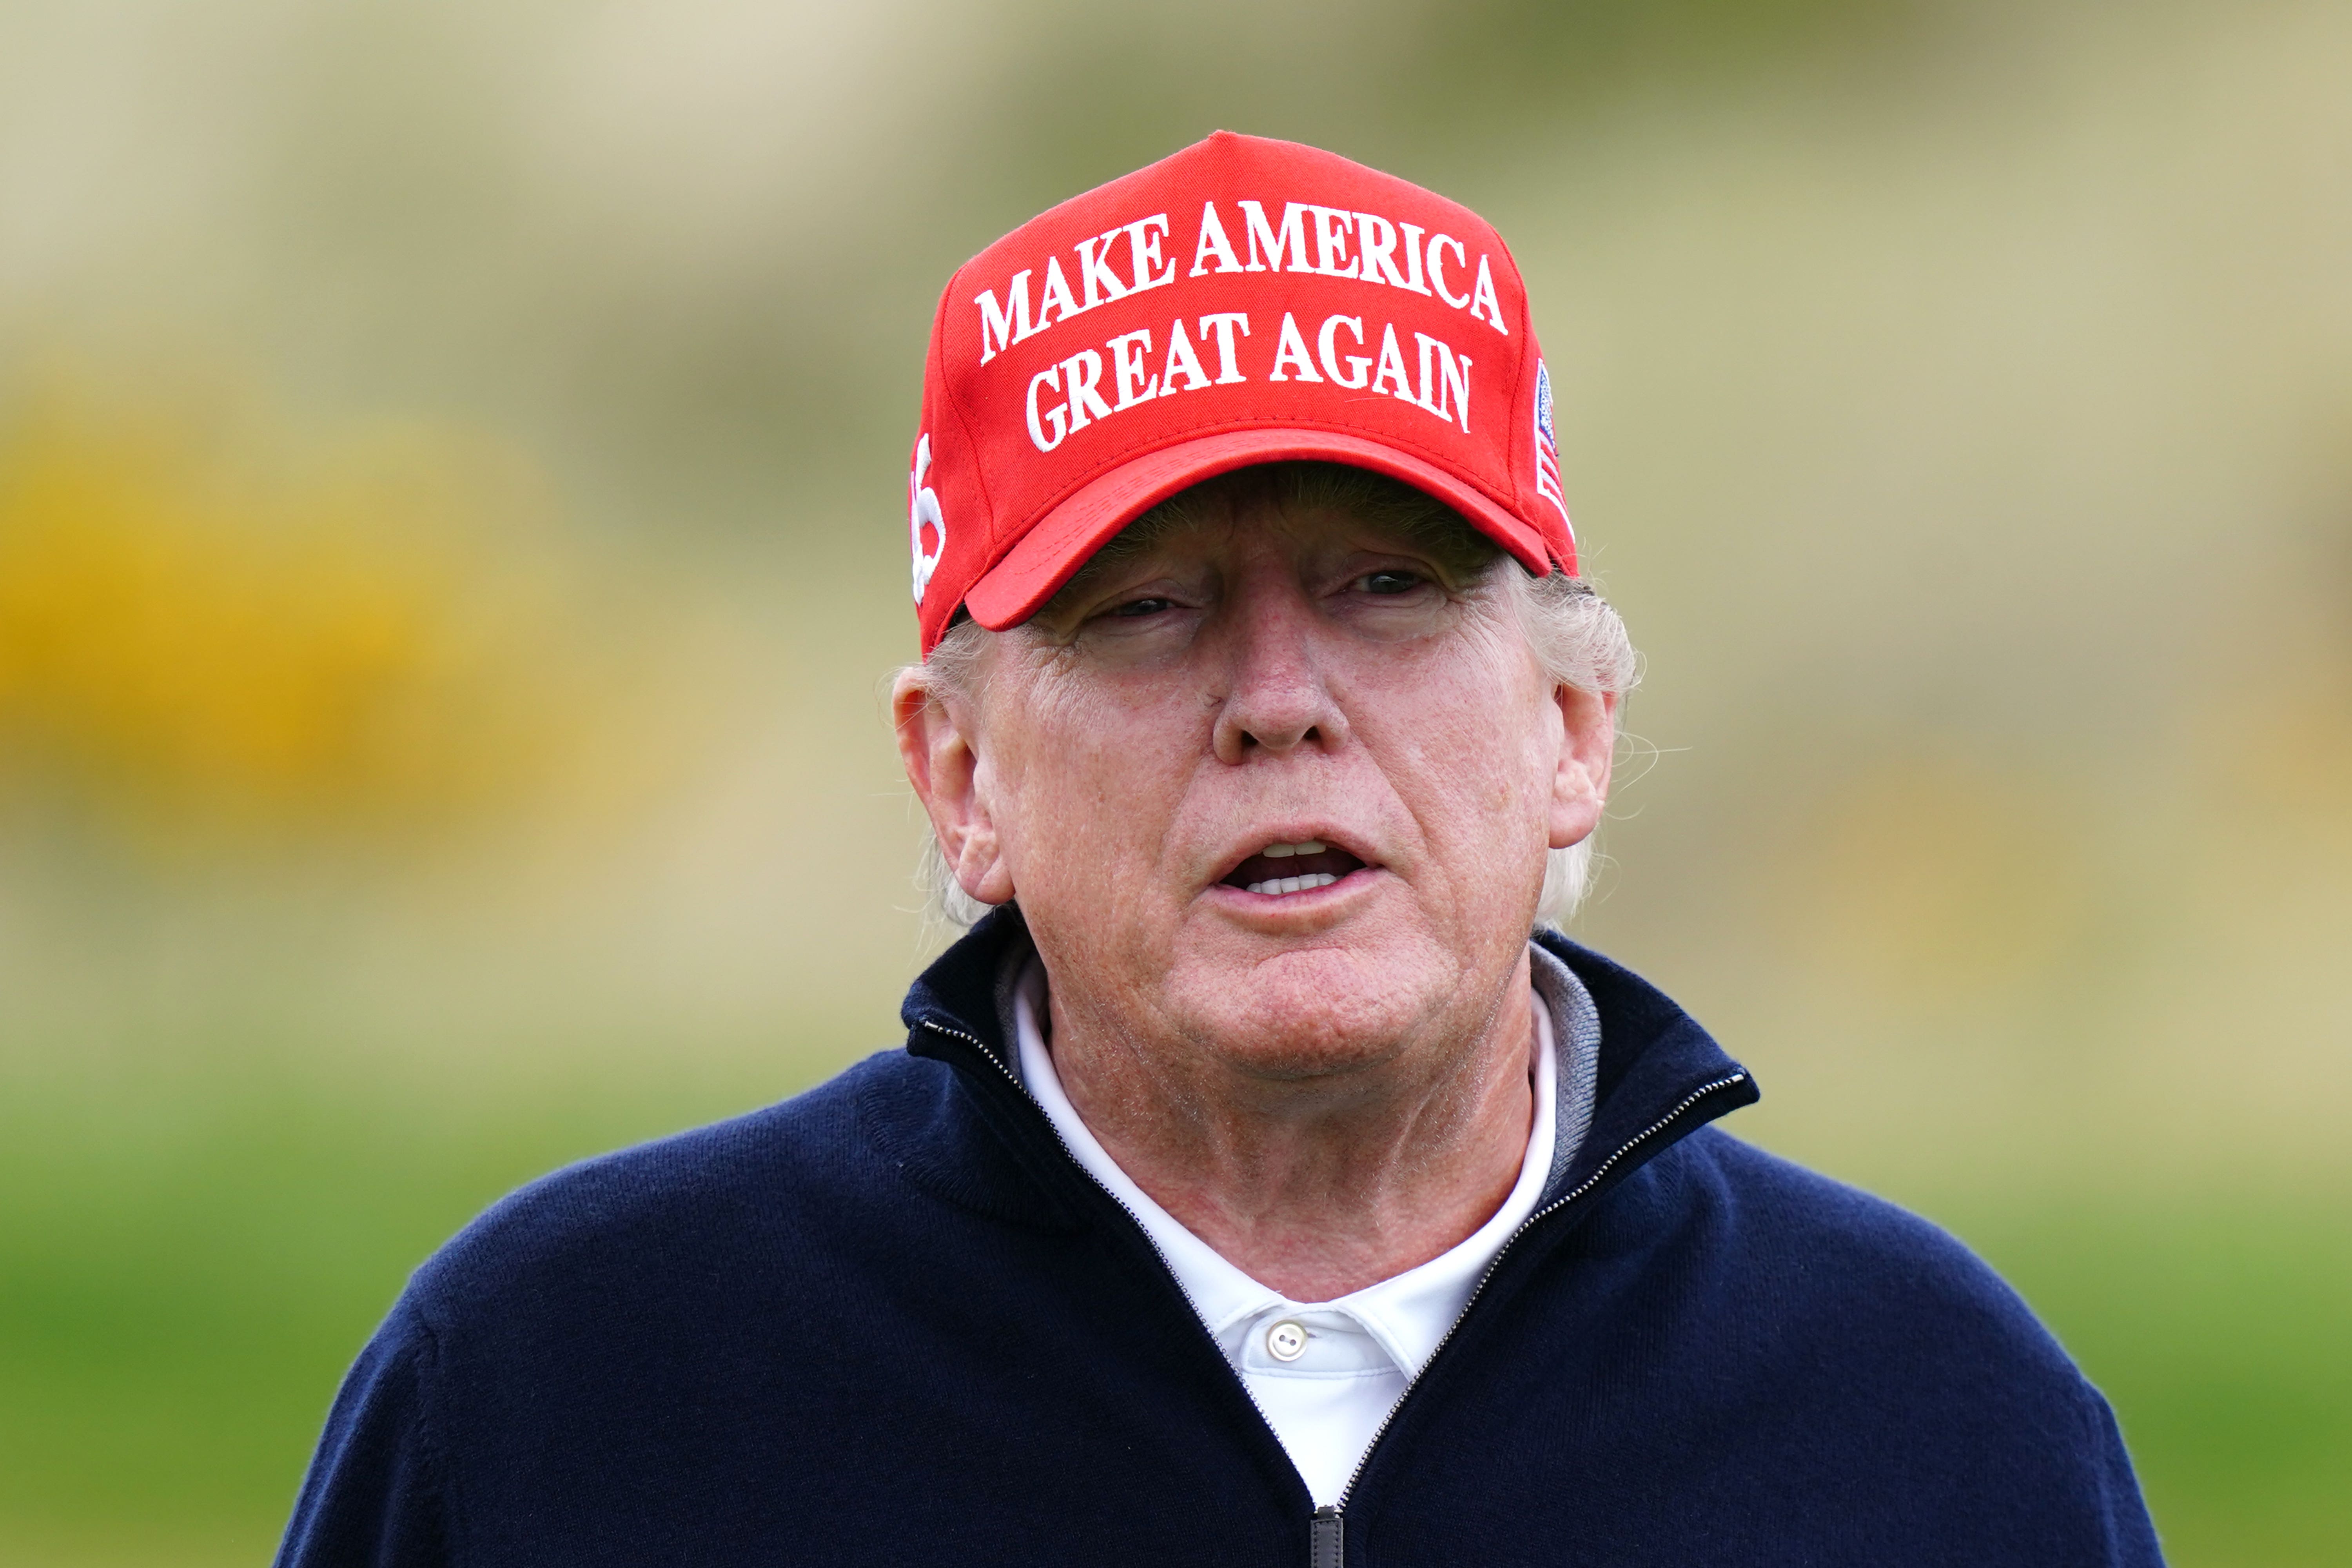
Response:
[1037,257,1082,328]
[1370,323,1414,400]
[1414,332,1472,431]
[1123,214,1176,293]
[1356,213,1407,288]
[1197,312,1252,384]
[1267,312,1322,382]
[975,271,1036,366]
[1307,205,1358,278]
[1468,254,1508,335]
[1191,201,1244,276]
[1317,315,1370,388]
[1061,350,1112,430]
[908,434,946,603]
[1239,200,1308,272]
[1427,234,1470,309]
[1397,222,1430,295]
[1026,366,1068,451]
[1107,328,1158,410]
[1161,318,1213,392]
[1439,348,1472,430]
[1074,230,1132,310]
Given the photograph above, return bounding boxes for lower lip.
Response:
[1207,866,1379,913]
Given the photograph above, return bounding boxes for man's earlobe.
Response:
[891,671,1016,907]
[1548,684,1617,851]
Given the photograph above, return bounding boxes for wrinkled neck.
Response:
[1034,949,1541,1302]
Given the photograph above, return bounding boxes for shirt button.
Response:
[1265,1320,1309,1362]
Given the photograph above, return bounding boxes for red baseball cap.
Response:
[905,130,1575,655]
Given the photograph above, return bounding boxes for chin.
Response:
[1164,951,1436,1082]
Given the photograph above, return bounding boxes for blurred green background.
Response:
[2,1,2347,1562]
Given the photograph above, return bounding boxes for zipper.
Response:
[1322,1068,1753,1533]
[1310,1504,1345,1568]
[923,1014,1745,1568]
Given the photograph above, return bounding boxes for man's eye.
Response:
[1359,570,1425,596]
[1109,596,1174,619]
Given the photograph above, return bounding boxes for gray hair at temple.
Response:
[906,463,1640,930]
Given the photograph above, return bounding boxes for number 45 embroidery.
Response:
[909,434,947,604]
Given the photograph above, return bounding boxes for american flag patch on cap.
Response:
[1532,359,1569,527]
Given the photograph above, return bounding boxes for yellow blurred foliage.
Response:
[1791,754,2094,998]
[0,374,573,847]
[2231,679,2352,828]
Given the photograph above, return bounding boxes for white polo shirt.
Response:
[1011,951,1595,1507]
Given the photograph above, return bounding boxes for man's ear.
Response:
[1548,684,1617,851]
[892,669,1016,907]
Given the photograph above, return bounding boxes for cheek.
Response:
[987,679,1199,902]
[1366,648,1557,858]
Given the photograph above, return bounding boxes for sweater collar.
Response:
[901,907,1759,1213]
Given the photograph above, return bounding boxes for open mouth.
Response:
[1219,839,1370,898]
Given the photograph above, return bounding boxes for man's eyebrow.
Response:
[1043,512,1197,614]
[1044,554,1153,617]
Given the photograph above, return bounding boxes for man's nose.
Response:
[1209,583,1351,764]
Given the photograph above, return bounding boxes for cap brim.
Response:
[963,429,1556,631]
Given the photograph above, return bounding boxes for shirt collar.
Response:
[1009,947,1597,1380]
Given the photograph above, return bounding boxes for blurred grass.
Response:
[0,1054,816,1565]
[0,1060,2343,1566]
[1938,1194,2352,1568]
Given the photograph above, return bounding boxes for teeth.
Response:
[1244,872,1340,897]
[1258,839,1328,859]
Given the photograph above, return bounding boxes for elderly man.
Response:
[280,134,2163,1566]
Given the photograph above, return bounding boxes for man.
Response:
[280,132,2163,1565]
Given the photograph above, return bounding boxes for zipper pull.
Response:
[1310,1504,1344,1568]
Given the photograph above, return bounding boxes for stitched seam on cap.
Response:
[935,269,1002,554]
[1505,317,1540,551]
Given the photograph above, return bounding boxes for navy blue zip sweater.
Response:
[278,911,2163,1565]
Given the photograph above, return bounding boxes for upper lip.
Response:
[1209,828,1381,888]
